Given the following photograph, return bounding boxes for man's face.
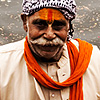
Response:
[22,8,69,61]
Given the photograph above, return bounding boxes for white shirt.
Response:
[0,39,100,100]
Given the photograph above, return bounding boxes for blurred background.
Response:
[0,0,100,49]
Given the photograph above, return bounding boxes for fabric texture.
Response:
[0,39,100,100]
[22,0,76,20]
[24,37,93,100]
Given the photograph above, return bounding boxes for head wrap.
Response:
[22,0,76,20]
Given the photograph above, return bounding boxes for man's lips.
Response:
[35,45,61,52]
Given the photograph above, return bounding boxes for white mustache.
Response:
[30,37,64,46]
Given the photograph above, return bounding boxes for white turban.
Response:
[22,0,77,20]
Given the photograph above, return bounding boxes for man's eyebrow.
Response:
[32,19,67,26]
[32,19,47,24]
[52,20,67,26]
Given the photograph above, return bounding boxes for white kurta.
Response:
[0,39,100,100]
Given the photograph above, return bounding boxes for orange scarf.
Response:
[24,37,93,100]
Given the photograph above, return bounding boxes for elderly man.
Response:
[0,0,100,100]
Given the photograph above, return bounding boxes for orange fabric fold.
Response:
[24,36,93,100]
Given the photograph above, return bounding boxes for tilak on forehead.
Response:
[38,8,65,23]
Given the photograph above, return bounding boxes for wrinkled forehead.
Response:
[31,8,66,23]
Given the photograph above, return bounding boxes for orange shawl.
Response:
[24,37,93,100]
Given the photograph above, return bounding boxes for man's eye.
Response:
[37,25,46,30]
[52,20,66,31]
[37,22,45,26]
[52,26,64,31]
[32,19,48,30]
[36,24,47,30]
[35,22,47,30]
[52,23,64,30]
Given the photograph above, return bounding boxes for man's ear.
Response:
[21,14,28,32]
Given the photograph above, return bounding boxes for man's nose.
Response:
[43,25,56,40]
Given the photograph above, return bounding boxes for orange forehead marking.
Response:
[48,9,53,23]
[38,8,65,23]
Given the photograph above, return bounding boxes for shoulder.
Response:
[92,45,100,55]
[90,45,100,64]
[0,38,25,53]
[0,39,25,70]
[70,38,100,53]
[71,38,100,67]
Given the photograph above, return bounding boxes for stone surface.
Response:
[0,0,100,49]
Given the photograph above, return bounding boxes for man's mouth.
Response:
[35,44,61,52]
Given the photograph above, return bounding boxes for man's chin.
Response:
[39,50,59,59]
